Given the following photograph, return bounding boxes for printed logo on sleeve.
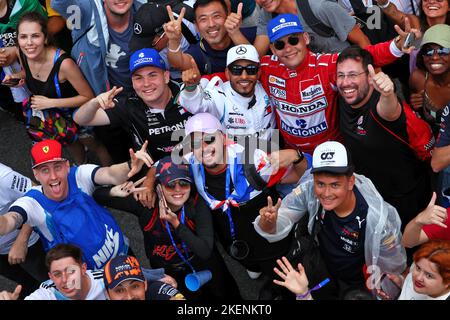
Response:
[268,75,286,88]
[269,86,287,99]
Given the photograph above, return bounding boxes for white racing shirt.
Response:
[0,163,39,254]
[178,76,276,141]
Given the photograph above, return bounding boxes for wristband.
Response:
[377,0,390,9]
[184,84,198,91]
[293,149,304,165]
[296,278,330,300]
[168,44,181,53]
[296,291,312,300]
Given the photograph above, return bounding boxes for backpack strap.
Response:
[199,40,212,75]
[295,0,335,38]
[369,108,410,149]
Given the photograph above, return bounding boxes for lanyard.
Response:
[165,207,195,273]
[200,164,238,241]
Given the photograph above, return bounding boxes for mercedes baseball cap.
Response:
[226,44,260,66]
[267,13,304,43]
[31,139,67,169]
[311,141,353,174]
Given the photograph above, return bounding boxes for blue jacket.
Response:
[50,0,144,95]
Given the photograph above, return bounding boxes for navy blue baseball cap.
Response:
[129,48,166,74]
[267,13,304,43]
[155,156,192,187]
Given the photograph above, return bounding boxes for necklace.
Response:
[34,62,45,79]
[31,49,48,79]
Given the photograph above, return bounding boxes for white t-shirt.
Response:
[339,0,421,15]
[398,268,450,300]
[25,270,107,300]
[8,164,99,245]
[0,163,39,254]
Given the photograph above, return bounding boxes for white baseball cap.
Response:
[226,44,259,67]
[311,141,353,174]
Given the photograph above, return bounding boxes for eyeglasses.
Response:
[336,71,367,81]
[228,64,259,76]
[422,47,450,57]
[152,30,166,47]
[165,179,191,190]
[273,35,300,51]
[190,133,217,149]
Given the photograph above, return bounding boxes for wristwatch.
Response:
[293,149,304,165]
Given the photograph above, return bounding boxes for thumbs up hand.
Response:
[368,64,395,97]
[415,192,448,228]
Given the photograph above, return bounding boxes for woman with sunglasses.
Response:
[93,156,241,300]
[409,24,450,208]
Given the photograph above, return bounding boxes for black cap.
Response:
[129,2,169,52]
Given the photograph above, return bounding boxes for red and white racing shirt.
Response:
[260,40,401,154]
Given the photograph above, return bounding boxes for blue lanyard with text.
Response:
[200,164,237,241]
[165,207,195,273]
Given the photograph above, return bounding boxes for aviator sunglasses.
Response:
[422,47,450,57]
[165,179,191,190]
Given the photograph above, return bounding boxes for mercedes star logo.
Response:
[134,23,142,35]
[236,46,247,55]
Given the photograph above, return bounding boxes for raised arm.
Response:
[375,0,420,30]
[73,86,123,126]
[0,212,24,236]
[94,141,153,186]
[402,193,447,248]
[369,65,402,121]
[165,5,194,71]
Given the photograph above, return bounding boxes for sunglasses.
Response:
[165,179,191,190]
[273,35,300,51]
[422,47,450,57]
[190,134,217,149]
[228,64,259,76]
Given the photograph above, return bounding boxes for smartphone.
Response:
[403,32,416,49]
[2,78,20,87]
[380,274,401,299]
[156,184,169,209]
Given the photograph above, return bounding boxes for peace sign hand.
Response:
[393,17,422,54]
[128,140,154,178]
[164,5,186,43]
[110,176,148,198]
[224,3,243,36]
[258,196,281,233]
[96,86,123,110]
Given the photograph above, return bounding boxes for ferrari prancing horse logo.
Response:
[42,146,49,153]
